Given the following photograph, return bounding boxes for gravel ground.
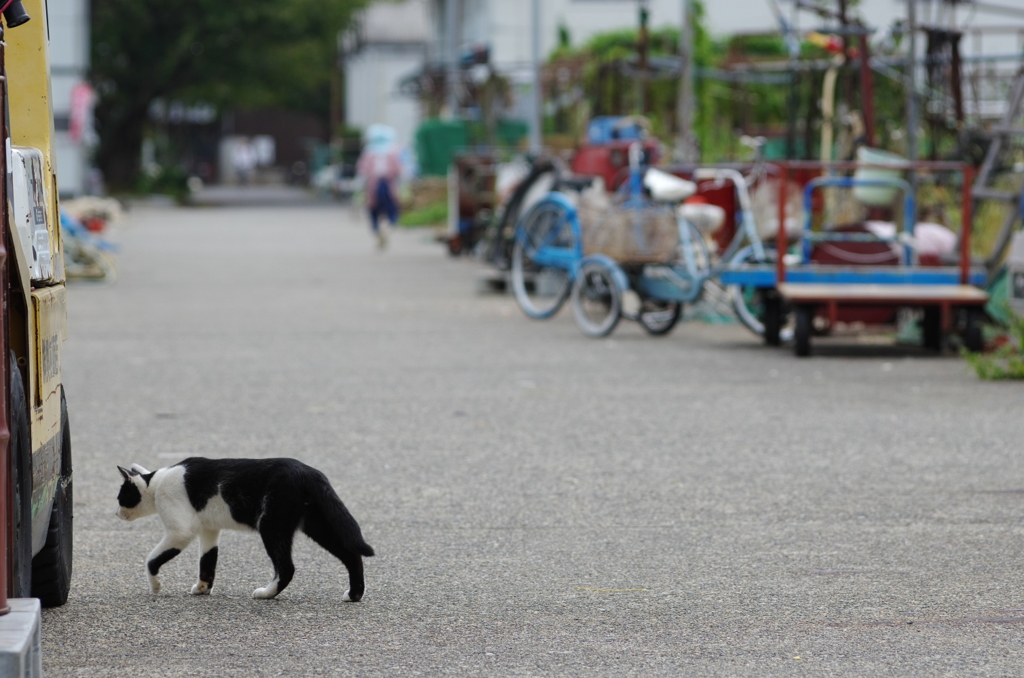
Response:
[41,199,1024,676]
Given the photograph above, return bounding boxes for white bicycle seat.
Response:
[643,168,697,203]
[679,202,726,234]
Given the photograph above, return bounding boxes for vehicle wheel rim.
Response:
[572,264,621,337]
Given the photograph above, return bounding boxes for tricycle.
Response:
[510,143,787,338]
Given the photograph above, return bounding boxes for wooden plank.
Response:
[778,283,988,304]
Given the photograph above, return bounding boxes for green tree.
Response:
[91,0,370,189]
[545,2,724,153]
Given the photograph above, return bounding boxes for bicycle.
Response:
[510,143,787,338]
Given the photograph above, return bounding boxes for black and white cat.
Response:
[116,457,374,601]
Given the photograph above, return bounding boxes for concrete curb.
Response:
[0,599,41,678]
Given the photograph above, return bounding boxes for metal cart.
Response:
[719,161,988,356]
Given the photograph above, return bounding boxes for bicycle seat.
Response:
[679,202,726,235]
[644,168,696,203]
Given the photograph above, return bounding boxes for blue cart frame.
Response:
[718,161,988,355]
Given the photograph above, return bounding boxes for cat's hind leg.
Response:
[253,517,297,599]
[146,534,193,594]
[339,553,365,603]
[191,529,220,595]
[301,509,366,602]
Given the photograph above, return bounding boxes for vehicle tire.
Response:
[921,306,942,351]
[9,354,32,597]
[763,292,783,347]
[963,306,984,353]
[31,387,72,607]
[726,251,793,343]
[794,304,813,357]
[510,199,575,319]
[638,300,682,336]
[486,158,560,269]
[572,259,622,338]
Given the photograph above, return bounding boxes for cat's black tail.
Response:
[302,471,375,558]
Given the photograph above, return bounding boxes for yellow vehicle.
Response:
[3,0,73,608]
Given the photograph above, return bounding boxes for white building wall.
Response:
[346,46,425,152]
[345,0,431,151]
[48,0,91,196]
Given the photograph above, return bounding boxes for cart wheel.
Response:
[638,300,682,336]
[794,304,813,357]
[726,250,793,343]
[510,198,575,319]
[447,236,462,256]
[963,306,984,353]
[763,292,783,346]
[572,260,622,338]
[921,306,942,351]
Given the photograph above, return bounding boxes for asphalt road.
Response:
[42,197,1024,676]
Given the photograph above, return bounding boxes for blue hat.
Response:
[365,124,397,153]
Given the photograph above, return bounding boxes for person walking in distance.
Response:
[233,138,257,185]
[357,125,402,249]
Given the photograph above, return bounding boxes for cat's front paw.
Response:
[342,589,362,602]
[191,582,211,595]
[149,576,161,595]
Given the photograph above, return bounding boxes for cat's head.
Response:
[116,464,156,521]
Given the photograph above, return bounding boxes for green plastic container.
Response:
[853,147,906,206]
[415,120,469,176]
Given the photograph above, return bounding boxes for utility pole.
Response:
[638,0,650,114]
[332,31,347,144]
[906,0,919,162]
[445,0,459,118]
[529,0,543,153]
[676,0,696,163]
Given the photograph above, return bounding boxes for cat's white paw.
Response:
[342,589,352,602]
[191,582,210,595]
[252,585,278,600]
[149,576,161,594]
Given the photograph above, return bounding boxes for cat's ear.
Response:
[130,463,151,475]
[117,466,135,481]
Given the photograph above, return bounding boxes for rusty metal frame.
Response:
[0,24,10,616]
[773,159,977,286]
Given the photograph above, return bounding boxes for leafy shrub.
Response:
[963,311,1024,380]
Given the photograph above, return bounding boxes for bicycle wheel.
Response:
[484,158,560,268]
[676,218,712,282]
[510,198,576,319]
[572,259,622,337]
[638,299,682,336]
[727,250,793,343]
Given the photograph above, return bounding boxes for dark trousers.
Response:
[369,180,399,232]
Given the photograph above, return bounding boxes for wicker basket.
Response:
[577,189,679,264]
